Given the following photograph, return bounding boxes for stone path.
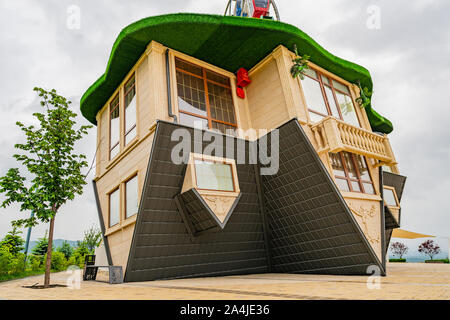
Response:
[0,263,448,300]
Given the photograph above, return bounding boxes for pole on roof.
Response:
[271,0,281,21]
[224,0,232,15]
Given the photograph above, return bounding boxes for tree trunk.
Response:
[44,216,56,288]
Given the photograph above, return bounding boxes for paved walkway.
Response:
[0,263,448,300]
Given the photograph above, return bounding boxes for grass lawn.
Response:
[0,270,46,283]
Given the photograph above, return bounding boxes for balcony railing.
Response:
[310,116,397,165]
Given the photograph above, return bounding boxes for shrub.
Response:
[29,255,43,272]
[67,252,86,269]
[0,227,25,256]
[57,241,73,259]
[425,259,449,264]
[74,241,90,257]
[10,253,26,274]
[44,251,67,272]
[0,246,13,275]
[32,231,49,256]
[66,243,90,269]
[389,258,406,263]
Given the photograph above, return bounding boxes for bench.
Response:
[83,255,123,284]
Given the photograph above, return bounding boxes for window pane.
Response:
[109,189,120,227]
[332,152,375,195]
[332,80,351,95]
[126,176,139,219]
[254,0,269,7]
[179,113,208,130]
[363,183,375,195]
[336,92,360,127]
[176,70,207,116]
[195,160,234,191]
[384,188,398,206]
[125,77,136,106]
[110,96,120,154]
[321,75,331,85]
[342,152,358,179]
[176,58,238,133]
[175,58,202,77]
[329,153,346,177]
[324,86,340,118]
[110,112,120,147]
[303,68,317,79]
[309,111,325,124]
[335,178,350,192]
[110,144,119,160]
[355,155,371,182]
[125,127,136,145]
[208,82,236,125]
[125,77,136,141]
[302,77,328,116]
[125,97,136,135]
[206,70,230,86]
[212,121,237,136]
[351,181,362,192]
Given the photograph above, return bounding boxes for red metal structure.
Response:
[237,68,251,87]
[252,0,271,18]
[224,0,280,21]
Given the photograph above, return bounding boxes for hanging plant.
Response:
[355,81,372,109]
[290,44,310,80]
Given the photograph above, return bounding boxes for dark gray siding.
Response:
[176,189,242,236]
[261,120,383,275]
[123,119,386,282]
[383,172,407,201]
[124,122,269,282]
[385,229,394,255]
[384,206,400,230]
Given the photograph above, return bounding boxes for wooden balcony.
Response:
[311,116,397,166]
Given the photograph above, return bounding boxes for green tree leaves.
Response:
[0,88,92,228]
[82,226,102,254]
[56,240,74,260]
[0,88,92,287]
[290,44,310,80]
[355,81,372,109]
[0,227,25,256]
[31,231,49,256]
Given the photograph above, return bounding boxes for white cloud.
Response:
[0,0,449,241]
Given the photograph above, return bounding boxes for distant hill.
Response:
[25,239,80,253]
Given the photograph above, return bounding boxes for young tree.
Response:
[389,241,408,259]
[0,88,91,288]
[67,241,91,268]
[32,230,49,256]
[74,240,90,256]
[57,240,73,259]
[82,225,102,254]
[418,239,441,260]
[0,226,25,256]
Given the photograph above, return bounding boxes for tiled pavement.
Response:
[0,263,448,300]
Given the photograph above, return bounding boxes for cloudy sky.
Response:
[0,0,448,242]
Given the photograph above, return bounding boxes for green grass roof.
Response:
[80,13,393,134]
